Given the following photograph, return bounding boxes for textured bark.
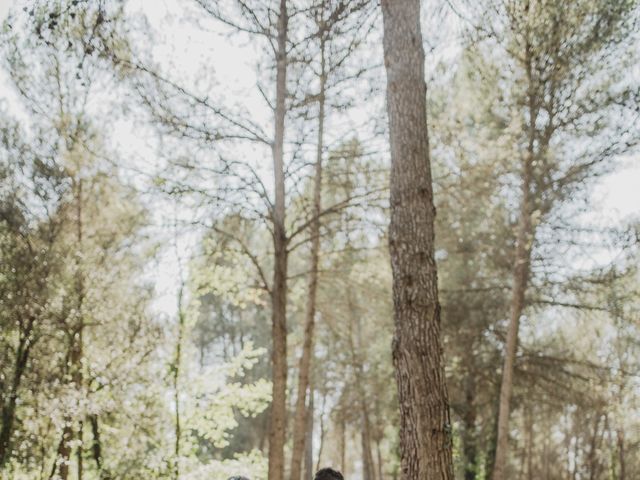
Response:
[267,2,289,479]
[289,33,326,480]
[492,38,536,480]
[381,1,454,479]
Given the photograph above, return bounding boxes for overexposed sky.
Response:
[0,0,10,24]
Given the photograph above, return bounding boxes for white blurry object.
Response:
[0,0,12,24]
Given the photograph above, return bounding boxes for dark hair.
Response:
[314,468,344,480]
[227,477,250,480]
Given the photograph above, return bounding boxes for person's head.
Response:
[314,468,344,480]
[227,477,249,480]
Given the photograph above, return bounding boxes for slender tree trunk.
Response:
[361,406,376,480]
[52,425,73,480]
[617,428,625,480]
[462,372,477,480]
[492,35,537,480]
[376,438,384,480]
[381,1,454,478]
[0,399,17,469]
[74,178,85,480]
[268,2,289,479]
[315,392,328,474]
[289,33,326,480]
[339,412,346,474]
[526,407,533,480]
[0,335,32,468]
[89,415,103,472]
[351,295,375,480]
[303,386,314,480]
[172,286,185,480]
[485,381,501,479]
[53,176,86,480]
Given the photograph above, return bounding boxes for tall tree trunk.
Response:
[315,393,328,474]
[303,386,314,480]
[492,36,537,480]
[360,406,376,480]
[74,177,85,480]
[53,176,86,480]
[172,281,185,480]
[525,407,533,480]
[339,411,346,474]
[89,415,103,472]
[376,437,384,480]
[380,1,454,479]
[52,425,73,480]
[462,372,477,480]
[0,333,32,468]
[351,294,375,480]
[268,2,289,479]
[617,428,625,480]
[289,32,326,480]
[485,383,501,479]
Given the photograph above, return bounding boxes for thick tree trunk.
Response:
[267,2,289,479]
[381,1,454,479]
[289,34,326,480]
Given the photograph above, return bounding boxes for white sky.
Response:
[0,0,10,24]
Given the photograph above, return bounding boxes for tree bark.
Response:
[267,2,289,479]
[381,1,454,479]
[289,32,326,480]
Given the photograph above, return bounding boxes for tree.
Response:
[380,1,454,478]
[459,2,640,477]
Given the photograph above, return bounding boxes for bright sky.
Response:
[0,0,10,23]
